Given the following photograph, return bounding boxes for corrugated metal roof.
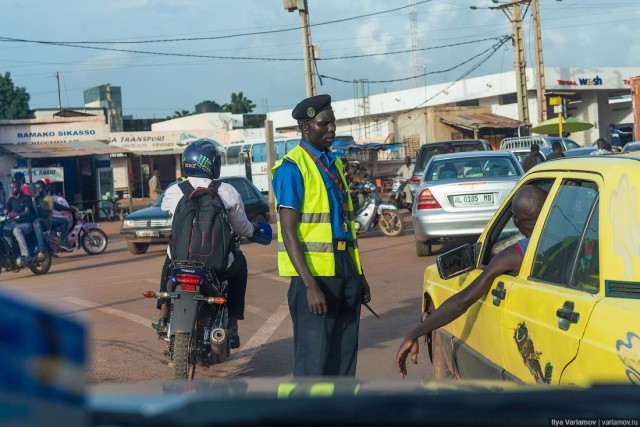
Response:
[439,113,524,130]
[0,141,130,159]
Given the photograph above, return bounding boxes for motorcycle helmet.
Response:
[182,138,223,179]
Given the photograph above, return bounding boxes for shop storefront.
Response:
[0,116,129,218]
[108,130,224,197]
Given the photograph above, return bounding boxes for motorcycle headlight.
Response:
[122,219,135,229]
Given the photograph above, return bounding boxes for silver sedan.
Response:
[412,151,524,256]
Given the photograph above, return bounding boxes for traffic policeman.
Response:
[271,94,371,376]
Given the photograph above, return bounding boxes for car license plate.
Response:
[453,193,494,207]
[136,230,159,237]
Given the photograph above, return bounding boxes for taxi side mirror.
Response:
[436,243,477,280]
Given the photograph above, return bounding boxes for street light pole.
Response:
[531,0,547,122]
[493,0,530,126]
[284,0,316,97]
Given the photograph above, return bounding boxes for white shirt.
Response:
[162,177,255,264]
[396,164,415,179]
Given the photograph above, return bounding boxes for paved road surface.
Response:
[0,212,446,383]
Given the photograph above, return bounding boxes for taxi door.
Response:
[500,177,602,384]
[445,199,528,380]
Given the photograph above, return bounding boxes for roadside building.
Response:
[0,114,128,218]
[268,66,639,149]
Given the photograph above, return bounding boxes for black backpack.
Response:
[169,180,232,278]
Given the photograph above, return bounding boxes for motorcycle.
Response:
[0,215,52,276]
[143,222,273,381]
[45,210,108,256]
[350,177,404,237]
[388,176,412,211]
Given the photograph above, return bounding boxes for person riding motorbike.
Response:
[156,139,260,349]
[394,156,415,207]
[3,181,35,266]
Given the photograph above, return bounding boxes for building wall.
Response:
[267,67,640,147]
[152,112,244,134]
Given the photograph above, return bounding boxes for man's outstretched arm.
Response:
[396,245,523,378]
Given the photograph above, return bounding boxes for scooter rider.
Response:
[395,156,415,205]
[3,181,35,266]
[156,139,260,349]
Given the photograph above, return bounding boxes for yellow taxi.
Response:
[422,153,640,385]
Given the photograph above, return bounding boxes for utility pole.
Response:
[105,83,113,131]
[284,0,316,97]
[531,0,547,122]
[56,71,62,110]
[493,0,530,125]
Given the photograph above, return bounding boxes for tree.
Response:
[0,72,30,119]
[166,109,192,120]
[220,92,255,114]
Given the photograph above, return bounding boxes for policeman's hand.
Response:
[306,282,328,316]
[396,336,419,379]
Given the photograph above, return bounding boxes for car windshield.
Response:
[415,142,485,176]
[425,156,521,181]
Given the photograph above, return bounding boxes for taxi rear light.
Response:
[417,188,442,209]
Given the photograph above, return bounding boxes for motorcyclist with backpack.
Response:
[155,138,260,349]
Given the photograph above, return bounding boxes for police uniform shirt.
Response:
[273,140,353,241]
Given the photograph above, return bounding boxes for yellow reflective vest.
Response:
[271,145,362,277]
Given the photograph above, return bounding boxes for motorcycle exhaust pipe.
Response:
[210,328,227,344]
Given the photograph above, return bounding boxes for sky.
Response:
[1,0,638,120]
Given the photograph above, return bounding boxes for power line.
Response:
[0,0,434,45]
[320,36,506,60]
[0,34,504,63]
[319,36,511,84]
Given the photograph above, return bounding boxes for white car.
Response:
[412,151,524,256]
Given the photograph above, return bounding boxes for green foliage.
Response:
[220,92,255,114]
[166,109,192,119]
[0,72,30,119]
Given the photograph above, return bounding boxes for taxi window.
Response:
[531,180,599,288]
[481,179,554,264]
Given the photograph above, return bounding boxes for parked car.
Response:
[562,146,598,157]
[621,141,640,153]
[421,153,640,385]
[121,176,270,254]
[412,151,523,256]
[500,135,580,164]
[410,139,493,195]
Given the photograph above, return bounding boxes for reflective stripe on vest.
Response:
[271,145,362,276]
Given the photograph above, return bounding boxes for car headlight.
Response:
[122,219,135,229]
[166,218,173,227]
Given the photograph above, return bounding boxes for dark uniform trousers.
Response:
[288,241,362,376]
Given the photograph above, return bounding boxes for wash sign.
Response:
[11,167,64,183]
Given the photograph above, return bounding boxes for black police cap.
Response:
[292,94,332,121]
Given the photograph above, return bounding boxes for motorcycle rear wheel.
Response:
[30,252,52,275]
[379,210,404,237]
[81,228,108,255]
[173,332,194,381]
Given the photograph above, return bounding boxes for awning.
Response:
[123,148,186,156]
[0,141,130,159]
[331,140,401,156]
[439,113,525,131]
